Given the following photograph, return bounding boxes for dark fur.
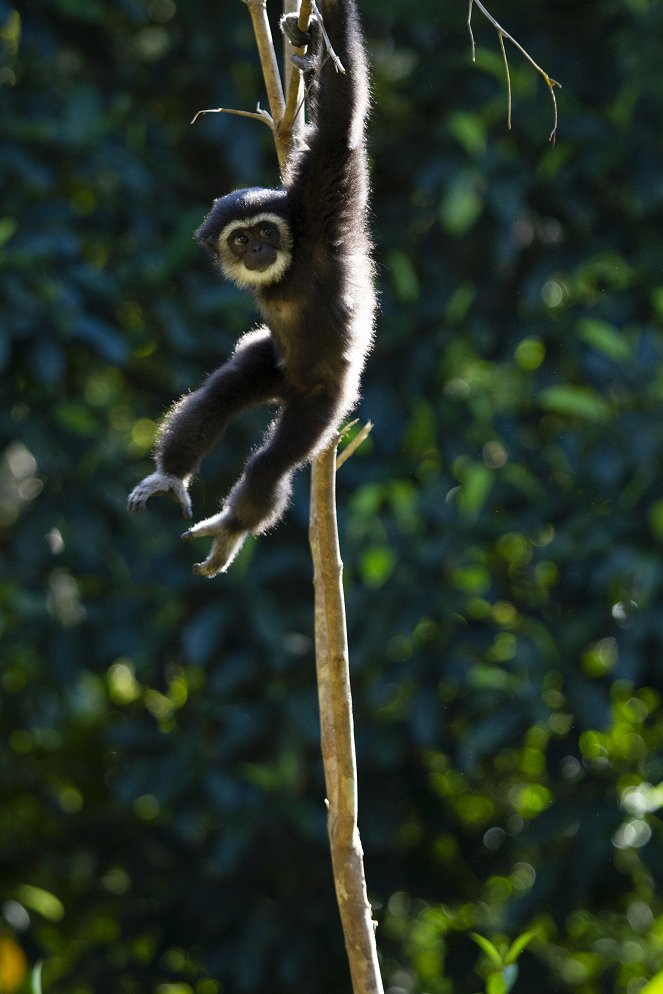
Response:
[129,0,375,575]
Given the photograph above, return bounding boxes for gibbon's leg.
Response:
[128,330,283,518]
[182,390,341,576]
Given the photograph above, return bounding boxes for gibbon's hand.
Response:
[128,471,193,520]
[280,12,313,49]
[181,510,247,577]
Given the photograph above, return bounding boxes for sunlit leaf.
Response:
[31,962,43,994]
[439,172,484,234]
[386,248,419,302]
[0,217,17,248]
[576,318,631,362]
[538,384,611,421]
[17,884,64,922]
[639,971,663,994]
[506,930,539,964]
[359,545,396,588]
[458,463,493,519]
[470,933,503,969]
[487,971,507,994]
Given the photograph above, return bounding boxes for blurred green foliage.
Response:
[2,0,663,992]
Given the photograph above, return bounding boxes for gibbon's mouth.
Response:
[246,259,275,273]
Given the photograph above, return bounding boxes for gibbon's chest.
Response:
[259,288,342,382]
[258,292,300,349]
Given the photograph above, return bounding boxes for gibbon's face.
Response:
[216,212,293,289]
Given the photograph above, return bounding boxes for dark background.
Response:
[2,0,663,992]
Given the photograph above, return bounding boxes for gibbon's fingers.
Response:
[182,511,247,576]
[280,12,313,49]
[191,529,248,577]
[128,471,192,519]
[181,510,227,540]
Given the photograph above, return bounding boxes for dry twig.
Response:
[468,0,561,141]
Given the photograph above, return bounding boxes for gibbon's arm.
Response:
[285,0,370,239]
[305,0,369,149]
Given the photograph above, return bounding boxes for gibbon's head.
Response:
[195,188,293,289]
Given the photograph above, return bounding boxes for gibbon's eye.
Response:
[231,231,250,246]
[259,224,274,238]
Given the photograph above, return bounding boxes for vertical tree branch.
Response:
[280,0,310,141]
[244,0,288,168]
[236,4,383,990]
[309,441,383,994]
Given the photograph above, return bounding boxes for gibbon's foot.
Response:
[280,12,313,49]
[290,53,315,73]
[181,511,248,577]
[128,471,193,520]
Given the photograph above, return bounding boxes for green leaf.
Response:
[386,248,419,302]
[359,545,396,588]
[639,972,663,994]
[54,402,100,437]
[648,498,663,541]
[17,884,64,922]
[447,111,487,157]
[458,463,493,520]
[486,965,519,994]
[651,286,663,319]
[53,0,105,21]
[0,217,17,248]
[576,318,631,362]
[470,933,503,969]
[31,962,43,994]
[487,972,507,994]
[439,172,484,235]
[505,929,539,964]
[538,385,611,422]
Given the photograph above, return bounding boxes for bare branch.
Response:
[497,32,511,131]
[280,1,346,146]
[309,441,384,994]
[467,0,476,62]
[245,0,288,168]
[191,103,273,128]
[468,0,561,141]
[280,0,313,147]
[336,421,373,470]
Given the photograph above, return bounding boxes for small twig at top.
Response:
[336,421,373,470]
[468,0,561,142]
[281,0,313,141]
[191,103,274,128]
[497,32,511,131]
[467,0,477,62]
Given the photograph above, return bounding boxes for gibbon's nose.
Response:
[250,244,265,255]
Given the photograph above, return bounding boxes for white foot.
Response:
[182,510,248,577]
